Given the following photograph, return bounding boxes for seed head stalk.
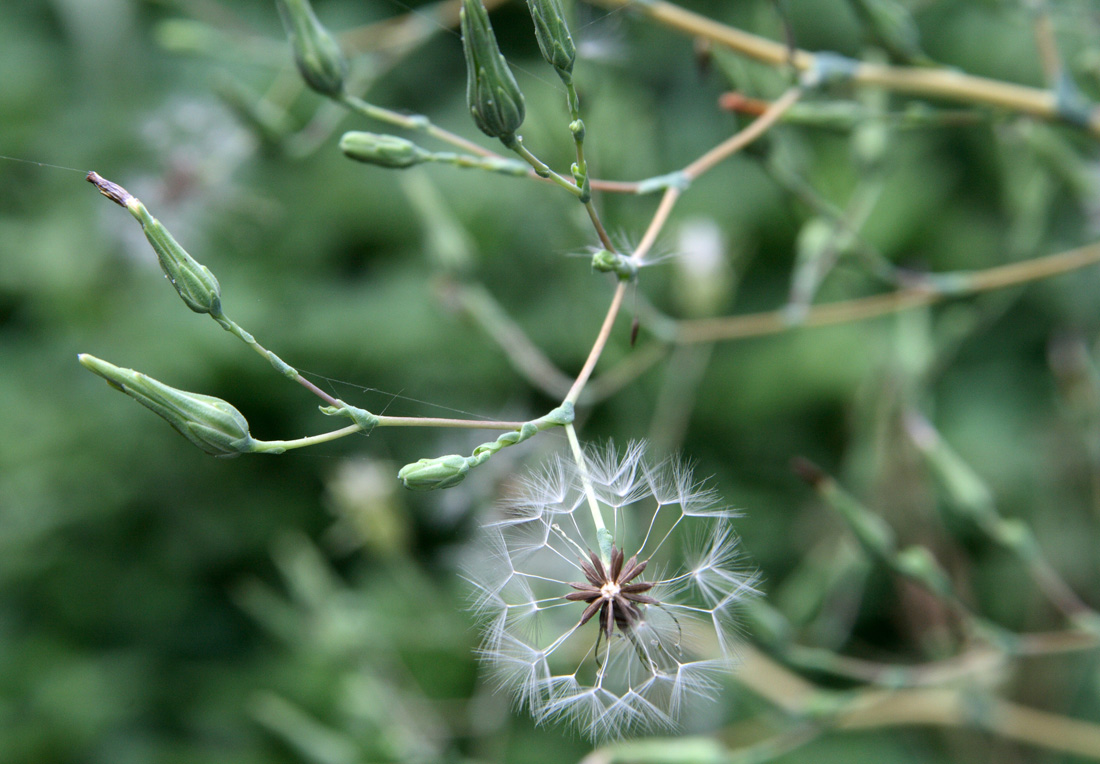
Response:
[565,422,612,565]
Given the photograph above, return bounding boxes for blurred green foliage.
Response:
[3,0,1100,762]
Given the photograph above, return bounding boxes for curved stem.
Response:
[508,139,585,197]
[255,424,363,451]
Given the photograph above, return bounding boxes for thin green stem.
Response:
[254,424,363,451]
[223,315,533,431]
[584,201,615,251]
[218,317,341,407]
[376,415,529,429]
[339,93,497,157]
[251,414,537,453]
[507,139,585,197]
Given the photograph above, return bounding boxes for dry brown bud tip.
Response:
[86,171,133,207]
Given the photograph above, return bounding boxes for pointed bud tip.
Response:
[790,457,826,488]
[78,352,111,374]
[86,172,133,208]
[461,0,526,140]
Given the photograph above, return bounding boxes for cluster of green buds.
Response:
[526,0,575,83]
[590,248,638,281]
[87,172,223,318]
[274,0,347,98]
[460,0,526,143]
[79,354,264,457]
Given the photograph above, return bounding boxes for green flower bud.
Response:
[591,249,638,281]
[526,0,575,81]
[87,172,223,317]
[339,131,431,168]
[460,0,526,142]
[78,354,257,457]
[397,454,471,491]
[275,0,347,98]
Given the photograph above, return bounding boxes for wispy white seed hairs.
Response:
[466,442,758,740]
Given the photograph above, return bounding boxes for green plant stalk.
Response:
[252,413,535,453]
[212,316,340,407]
[565,82,591,197]
[427,152,530,175]
[785,173,886,322]
[504,137,585,197]
[559,81,614,247]
[339,93,498,158]
[252,424,363,452]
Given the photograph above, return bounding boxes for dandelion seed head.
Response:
[466,442,756,740]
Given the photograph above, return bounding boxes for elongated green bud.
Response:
[397,454,471,491]
[339,131,432,168]
[460,0,525,142]
[275,0,347,97]
[87,172,223,317]
[78,354,258,457]
[526,0,575,81]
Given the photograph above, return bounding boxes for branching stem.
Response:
[582,0,1100,137]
